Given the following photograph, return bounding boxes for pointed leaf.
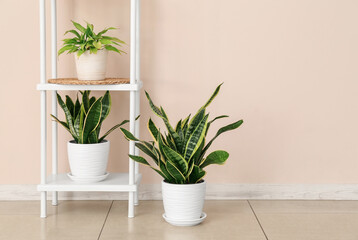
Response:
[120,127,139,141]
[200,83,223,110]
[200,150,229,168]
[71,20,86,33]
[81,98,102,143]
[161,143,188,174]
[65,95,75,118]
[98,120,129,142]
[184,114,208,161]
[166,160,185,183]
[188,165,206,183]
[148,118,159,141]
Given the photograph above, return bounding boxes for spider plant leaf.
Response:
[105,45,120,53]
[81,97,102,143]
[98,120,129,142]
[199,150,229,168]
[71,20,86,33]
[161,143,188,174]
[184,114,208,161]
[120,127,139,141]
[58,45,74,56]
[64,29,81,38]
[188,165,206,184]
[97,27,116,37]
[166,160,185,183]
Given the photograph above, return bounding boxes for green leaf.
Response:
[184,114,208,161]
[56,93,77,140]
[148,118,159,141]
[105,45,120,54]
[98,120,129,142]
[161,143,188,174]
[88,131,98,143]
[71,20,86,33]
[201,120,243,157]
[58,45,74,56]
[166,160,185,183]
[188,165,206,183]
[159,161,176,183]
[65,95,75,119]
[64,29,81,38]
[100,91,111,122]
[93,41,102,49]
[50,114,71,134]
[200,83,223,110]
[200,150,229,168]
[135,142,158,165]
[89,96,96,107]
[129,154,150,166]
[120,128,139,141]
[82,91,90,113]
[97,27,116,37]
[145,91,165,118]
[81,98,102,143]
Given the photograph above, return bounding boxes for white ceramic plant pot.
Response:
[67,140,110,182]
[75,49,108,80]
[162,180,206,222]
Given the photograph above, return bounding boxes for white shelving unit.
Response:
[37,0,142,218]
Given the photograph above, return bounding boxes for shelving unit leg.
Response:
[41,192,47,218]
[128,91,136,218]
[51,0,58,207]
[134,0,141,206]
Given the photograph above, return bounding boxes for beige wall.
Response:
[1,0,358,184]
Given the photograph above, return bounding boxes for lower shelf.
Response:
[37,173,142,192]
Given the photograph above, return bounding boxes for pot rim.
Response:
[68,139,109,145]
[162,180,205,186]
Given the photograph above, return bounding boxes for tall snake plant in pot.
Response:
[121,83,243,226]
[51,90,129,183]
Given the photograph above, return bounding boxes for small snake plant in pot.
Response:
[51,91,128,183]
[121,83,243,226]
[58,21,126,81]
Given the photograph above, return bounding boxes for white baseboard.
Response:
[1,184,358,200]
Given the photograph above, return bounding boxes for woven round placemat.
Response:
[48,78,130,85]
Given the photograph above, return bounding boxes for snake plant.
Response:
[121,83,243,184]
[51,91,128,144]
[58,20,126,57]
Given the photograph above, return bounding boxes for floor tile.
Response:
[99,200,266,240]
[250,200,358,240]
[0,200,112,240]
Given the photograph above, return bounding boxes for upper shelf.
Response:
[37,78,142,91]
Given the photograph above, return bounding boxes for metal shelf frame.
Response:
[38,0,141,218]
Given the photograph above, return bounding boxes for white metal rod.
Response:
[41,191,47,218]
[51,0,58,206]
[40,0,47,218]
[128,0,137,217]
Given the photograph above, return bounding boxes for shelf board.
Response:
[37,173,142,192]
[37,81,142,91]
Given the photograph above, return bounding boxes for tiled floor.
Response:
[1,200,358,240]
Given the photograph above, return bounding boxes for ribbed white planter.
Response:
[75,49,108,80]
[67,140,110,181]
[162,180,206,222]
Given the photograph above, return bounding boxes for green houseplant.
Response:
[121,83,243,226]
[52,91,128,182]
[58,21,126,81]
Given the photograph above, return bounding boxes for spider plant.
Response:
[121,83,243,184]
[58,20,126,57]
[51,91,128,144]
